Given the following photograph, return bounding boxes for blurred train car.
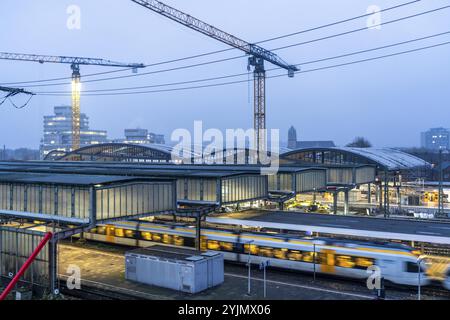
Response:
[81,221,430,287]
[444,267,450,290]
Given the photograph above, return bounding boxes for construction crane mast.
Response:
[131,0,298,156]
[0,52,145,151]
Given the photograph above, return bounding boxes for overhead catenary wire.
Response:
[35,40,450,97]
[14,4,450,89]
[0,0,425,87]
[35,30,450,94]
[7,95,34,109]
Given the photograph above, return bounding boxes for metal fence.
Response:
[0,227,49,287]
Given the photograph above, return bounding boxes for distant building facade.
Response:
[40,106,108,158]
[421,127,449,151]
[288,126,297,149]
[0,148,40,160]
[287,125,336,149]
[113,128,165,145]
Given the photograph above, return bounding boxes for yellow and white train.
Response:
[82,221,430,287]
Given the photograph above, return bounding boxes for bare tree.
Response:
[346,137,372,148]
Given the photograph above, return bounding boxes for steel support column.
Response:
[344,189,349,215]
[48,238,58,295]
[384,171,389,218]
[195,212,202,251]
[368,183,372,204]
[333,191,338,215]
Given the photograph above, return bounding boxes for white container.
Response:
[125,245,224,294]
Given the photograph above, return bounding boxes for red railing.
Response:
[0,232,53,301]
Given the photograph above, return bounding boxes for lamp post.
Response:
[246,240,254,296]
[417,257,423,300]
[260,260,270,298]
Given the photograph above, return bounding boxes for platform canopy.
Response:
[0,171,176,225]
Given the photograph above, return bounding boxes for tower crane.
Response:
[0,52,145,151]
[131,0,298,156]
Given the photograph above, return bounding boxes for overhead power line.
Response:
[35,40,450,97]
[35,31,450,95]
[0,86,35,108]
[13,3,450,89]
[0,0,422,86]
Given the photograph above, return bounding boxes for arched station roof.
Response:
[281,147,430,171]
[47,143,198,162]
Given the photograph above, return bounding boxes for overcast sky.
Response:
[1,0,449,149]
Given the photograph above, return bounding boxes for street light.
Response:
[417,257,424,300]
[259,260,270,298]
[246,240,254,296]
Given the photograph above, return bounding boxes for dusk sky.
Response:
[1,0,449,149]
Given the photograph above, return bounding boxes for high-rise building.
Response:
[113,128,165,145]
[421,127,450,150]
[40,106,108,158]
[288,126,297,149]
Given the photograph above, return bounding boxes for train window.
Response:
[406,262,425,273]
[96,227,107,235]
[244,244,259,255]
[259,247,274,258]
[336,255,355,268]
[302,252,314,263]
[174,236,184,246]
[163,234,173,245]
[273,248,287,260]
[152,233,162,242]
[125,230,135,238]
[219,241,234,252]
[287,250,303,261]
[114,228,125,237]
[207,240,221,250]
[141,232,152,241]
[355,257,373,269]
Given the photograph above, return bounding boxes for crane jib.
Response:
[132,0,297,73]
[0,52,144,68]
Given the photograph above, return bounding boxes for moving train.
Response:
[81,220,430,287]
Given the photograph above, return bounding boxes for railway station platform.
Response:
[206,210,450,245]
[58,242,442,300]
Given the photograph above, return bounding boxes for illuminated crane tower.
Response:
[131,0,298,156]
[0,52,145,151]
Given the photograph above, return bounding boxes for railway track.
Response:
[59,283,147,300]
[58,275,170,300]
